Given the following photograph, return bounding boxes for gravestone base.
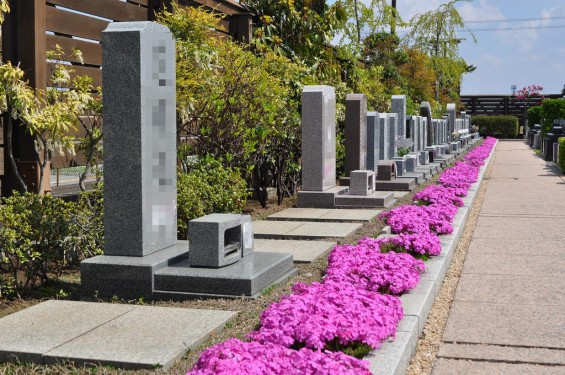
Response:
[420,151,429,165]
[334,191,396,208]
[297,186,349,208]
[374,178,416,191]
[81,242,189,300]
[398,171,425,184]
[153,252,296,299]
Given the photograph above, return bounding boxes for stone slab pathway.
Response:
[253,239,336,263]
[267,207,381,222]
[252,220,362,240]
[433,141,565,374]
[0,300,236,370]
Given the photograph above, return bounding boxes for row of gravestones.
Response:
[527,120,564,162]
[81,21,479,301]
[297,86,479,208]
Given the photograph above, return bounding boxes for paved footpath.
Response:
[433,140,565,375]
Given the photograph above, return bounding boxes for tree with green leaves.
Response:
[405,0,476,101]
[0,46,100,194]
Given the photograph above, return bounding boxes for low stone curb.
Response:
[365,140,497,375]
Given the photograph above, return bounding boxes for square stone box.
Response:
[349,170,375,195]
[188,214,253,268]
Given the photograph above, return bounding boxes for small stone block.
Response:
[377,161,396,181]
[349,170,374,195]
[188,214,248,268]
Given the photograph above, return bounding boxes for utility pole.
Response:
[391,0,397,35]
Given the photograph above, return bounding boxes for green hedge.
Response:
[473,115,519,138]
[559,137,565,173]
[541,98,565,136]
[527,105,543,127]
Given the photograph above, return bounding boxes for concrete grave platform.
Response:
[153,252,297,299]
[267,207,381,222]
[374,178,416,191]
[0,300,236,370]
[397,172,425,184]
[254,239,336,263]
[296,186,349,208]
[252,220,362,240]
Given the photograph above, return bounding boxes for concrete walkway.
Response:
[433,141,565,374]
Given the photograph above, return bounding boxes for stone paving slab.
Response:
[0,301,237,370]
[454,274,565,305]
[253,220,362,240]
[286,221,362,239]
[472,216,565,240]
[438,343,565,366]
[467,238,564,256]
[0,300,135,364]
[253,239,336,263]
[252,220,305,236]
[461,253,564,276]
[442,302,564,349]
[432,358,563,375]
[267,208,380,222]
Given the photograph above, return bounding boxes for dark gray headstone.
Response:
[392,95,407,138]
[447,103,456,140]
[388,114,398,159]
[103,22,176,257]
[366,111,380,171]
[344,94,367,176]
[420,102,434,146]
[301,86,336,191]
[378,114,390,160]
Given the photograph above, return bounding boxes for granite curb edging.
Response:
[365,139,497,375]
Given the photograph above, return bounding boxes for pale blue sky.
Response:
[394,0,565,95]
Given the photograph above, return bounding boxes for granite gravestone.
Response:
[301,86,337,191]
[388,113,398,159]
[367,111,380,171]
[83,22,295,300]
[446,103,456,140]
[420,101,434,146]
[392,95,407,138]
[378,113,390,160]
[103,22,177,257]
[344,94,367,176]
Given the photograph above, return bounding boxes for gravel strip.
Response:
[405,156,494,375]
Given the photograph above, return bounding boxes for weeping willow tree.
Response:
[405,0,476,101]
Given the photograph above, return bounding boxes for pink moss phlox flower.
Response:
[326,242,425,294]
[413,185,464,207]
[379,204,453,234]
[370,232,442,256]
[248,281,403,350]
[188,338,371,375]
[378,204,433,234]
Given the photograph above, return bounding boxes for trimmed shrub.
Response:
[527,105,543,127]
[540,98,565,136]
[473,115,519,138]
[559,137,565,173]
[177,157,249,240]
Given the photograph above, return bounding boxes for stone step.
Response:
[398,172,425,184]
[334,191,396,208]
[0,300,236,370]
[267,208,382,222]
[252,220,362,240]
